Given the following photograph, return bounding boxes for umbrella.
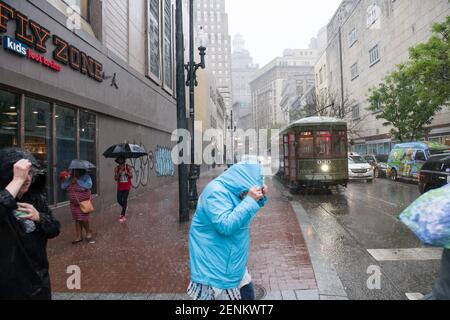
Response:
[103,143,148,159]
[69,159,96,170]
[400,183,450,249]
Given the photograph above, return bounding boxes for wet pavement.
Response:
[288,178,441,300]
[48,167,317,300]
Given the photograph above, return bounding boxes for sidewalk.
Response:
[49,167,318,300]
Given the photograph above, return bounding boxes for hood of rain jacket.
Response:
[189,161,267,290]
[0,147,60,300]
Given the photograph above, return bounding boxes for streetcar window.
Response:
[298,132,314,158]
[332,131,347,157]
[316,131,332,157]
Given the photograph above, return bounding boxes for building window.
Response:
[63,0,90,21]
[0,90,20,148]
[352,105,360,120]
[163,0,174,92]
[369,44,380,66]
[24,98,54,204]
[367,4,379,26]
[351,63,359,80]
[55,105,77,203]
[79,110,97,194]
[147,0,162,82]
[348,28,357,47]
[0,88,98,206]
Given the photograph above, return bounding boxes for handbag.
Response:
[73,187,94,214]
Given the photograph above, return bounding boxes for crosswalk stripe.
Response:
[367,248,443,261]
[405,293,424,300]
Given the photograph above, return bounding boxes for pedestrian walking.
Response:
[114,157,133,223]
[0,147,60,300]
[62,169,95,244]
[187,161,268,300]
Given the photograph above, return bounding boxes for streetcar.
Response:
[279,117,349,191]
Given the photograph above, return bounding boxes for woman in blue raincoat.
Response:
[187,161,268,300]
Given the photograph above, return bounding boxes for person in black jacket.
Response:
[0,147,61,300]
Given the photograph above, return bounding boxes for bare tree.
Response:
[305,90,369,137]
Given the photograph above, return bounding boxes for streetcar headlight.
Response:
[321,164,330,172]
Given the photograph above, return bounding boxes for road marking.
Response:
[367,248,443,261]
[406,293,424,300]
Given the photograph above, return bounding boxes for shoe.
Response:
[119,215,126,223]
[72,239,83,245]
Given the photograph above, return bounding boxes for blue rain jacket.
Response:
[189,162,267,289]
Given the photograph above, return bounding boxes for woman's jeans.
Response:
[117,190,130,216]
[240,282,256,300]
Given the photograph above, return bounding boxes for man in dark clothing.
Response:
[0,147,61,300]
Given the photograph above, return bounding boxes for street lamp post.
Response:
[175,0,189,222]
[185,1,207,210]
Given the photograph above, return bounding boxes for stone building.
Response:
[0,0,181,215]
[324,0,450,154]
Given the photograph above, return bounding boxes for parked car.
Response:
[348,153,374,183]
[387,142,450,182]
[364,154,389,178]
[418,154,450,194]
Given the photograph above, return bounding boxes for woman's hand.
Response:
[248,186,264,202]
[13,159,32,183]
[16,202,41,222]
[262,184,268,196]
[5,159,32,198]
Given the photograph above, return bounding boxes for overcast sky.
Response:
[226,0,343,66]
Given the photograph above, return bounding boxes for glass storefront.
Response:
[0,88,97,206]
[24,98,54,204]
[55,105,77,203]
[79,110,97,194]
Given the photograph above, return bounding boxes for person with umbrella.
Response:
[114,157,134,223]
[103,143,146,223]
[61,160,95,244]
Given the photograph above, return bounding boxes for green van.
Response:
[387,142,450,181]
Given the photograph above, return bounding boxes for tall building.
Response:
[0,0,180,215]
[231,34,258,131]
[194,0,232,111]
[250,49,318,130]
[325,0,450,154]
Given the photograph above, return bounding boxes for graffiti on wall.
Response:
[130,150,154,189]
[155,146,174,177]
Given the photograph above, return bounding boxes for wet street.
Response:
[286,177,442,300]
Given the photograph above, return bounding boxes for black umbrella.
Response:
[103,143,148,159]
[69,159,96,170]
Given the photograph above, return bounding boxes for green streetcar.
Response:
[279,117,349,191]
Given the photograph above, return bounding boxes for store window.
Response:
[80,110,97,194]
[24,98,53,204]
[0,90,20,148]
[55,105,77,203]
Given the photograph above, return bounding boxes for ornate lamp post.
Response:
[185,1,208,210]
